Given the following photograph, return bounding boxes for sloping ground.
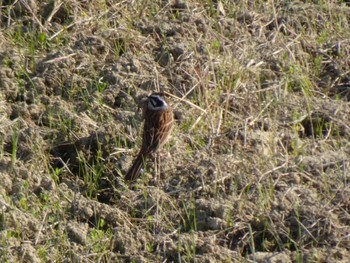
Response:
[0,1,349,262]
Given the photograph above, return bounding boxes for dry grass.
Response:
[0,0,350,262]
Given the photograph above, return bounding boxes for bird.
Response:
[125,93,174,182]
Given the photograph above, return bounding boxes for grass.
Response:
[0,0,350,262]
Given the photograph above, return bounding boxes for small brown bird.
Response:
[125,93,174,181]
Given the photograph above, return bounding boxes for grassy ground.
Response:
[0,0,349,262]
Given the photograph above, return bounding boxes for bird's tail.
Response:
[125,154,146,181]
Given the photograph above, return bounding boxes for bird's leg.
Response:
[153,152,162,184]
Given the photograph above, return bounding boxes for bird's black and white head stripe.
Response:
[148,94,168,110]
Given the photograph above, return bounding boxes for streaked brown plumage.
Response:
[125,93,174,182]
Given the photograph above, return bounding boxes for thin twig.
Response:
[216,108,223,136]
[44,0,64,28]
[248,99,273,126]
[258,162,288,184]
[20,0,48,33]
[165,90,207,113]
[43,53,76,64]
[35,211,48,245]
